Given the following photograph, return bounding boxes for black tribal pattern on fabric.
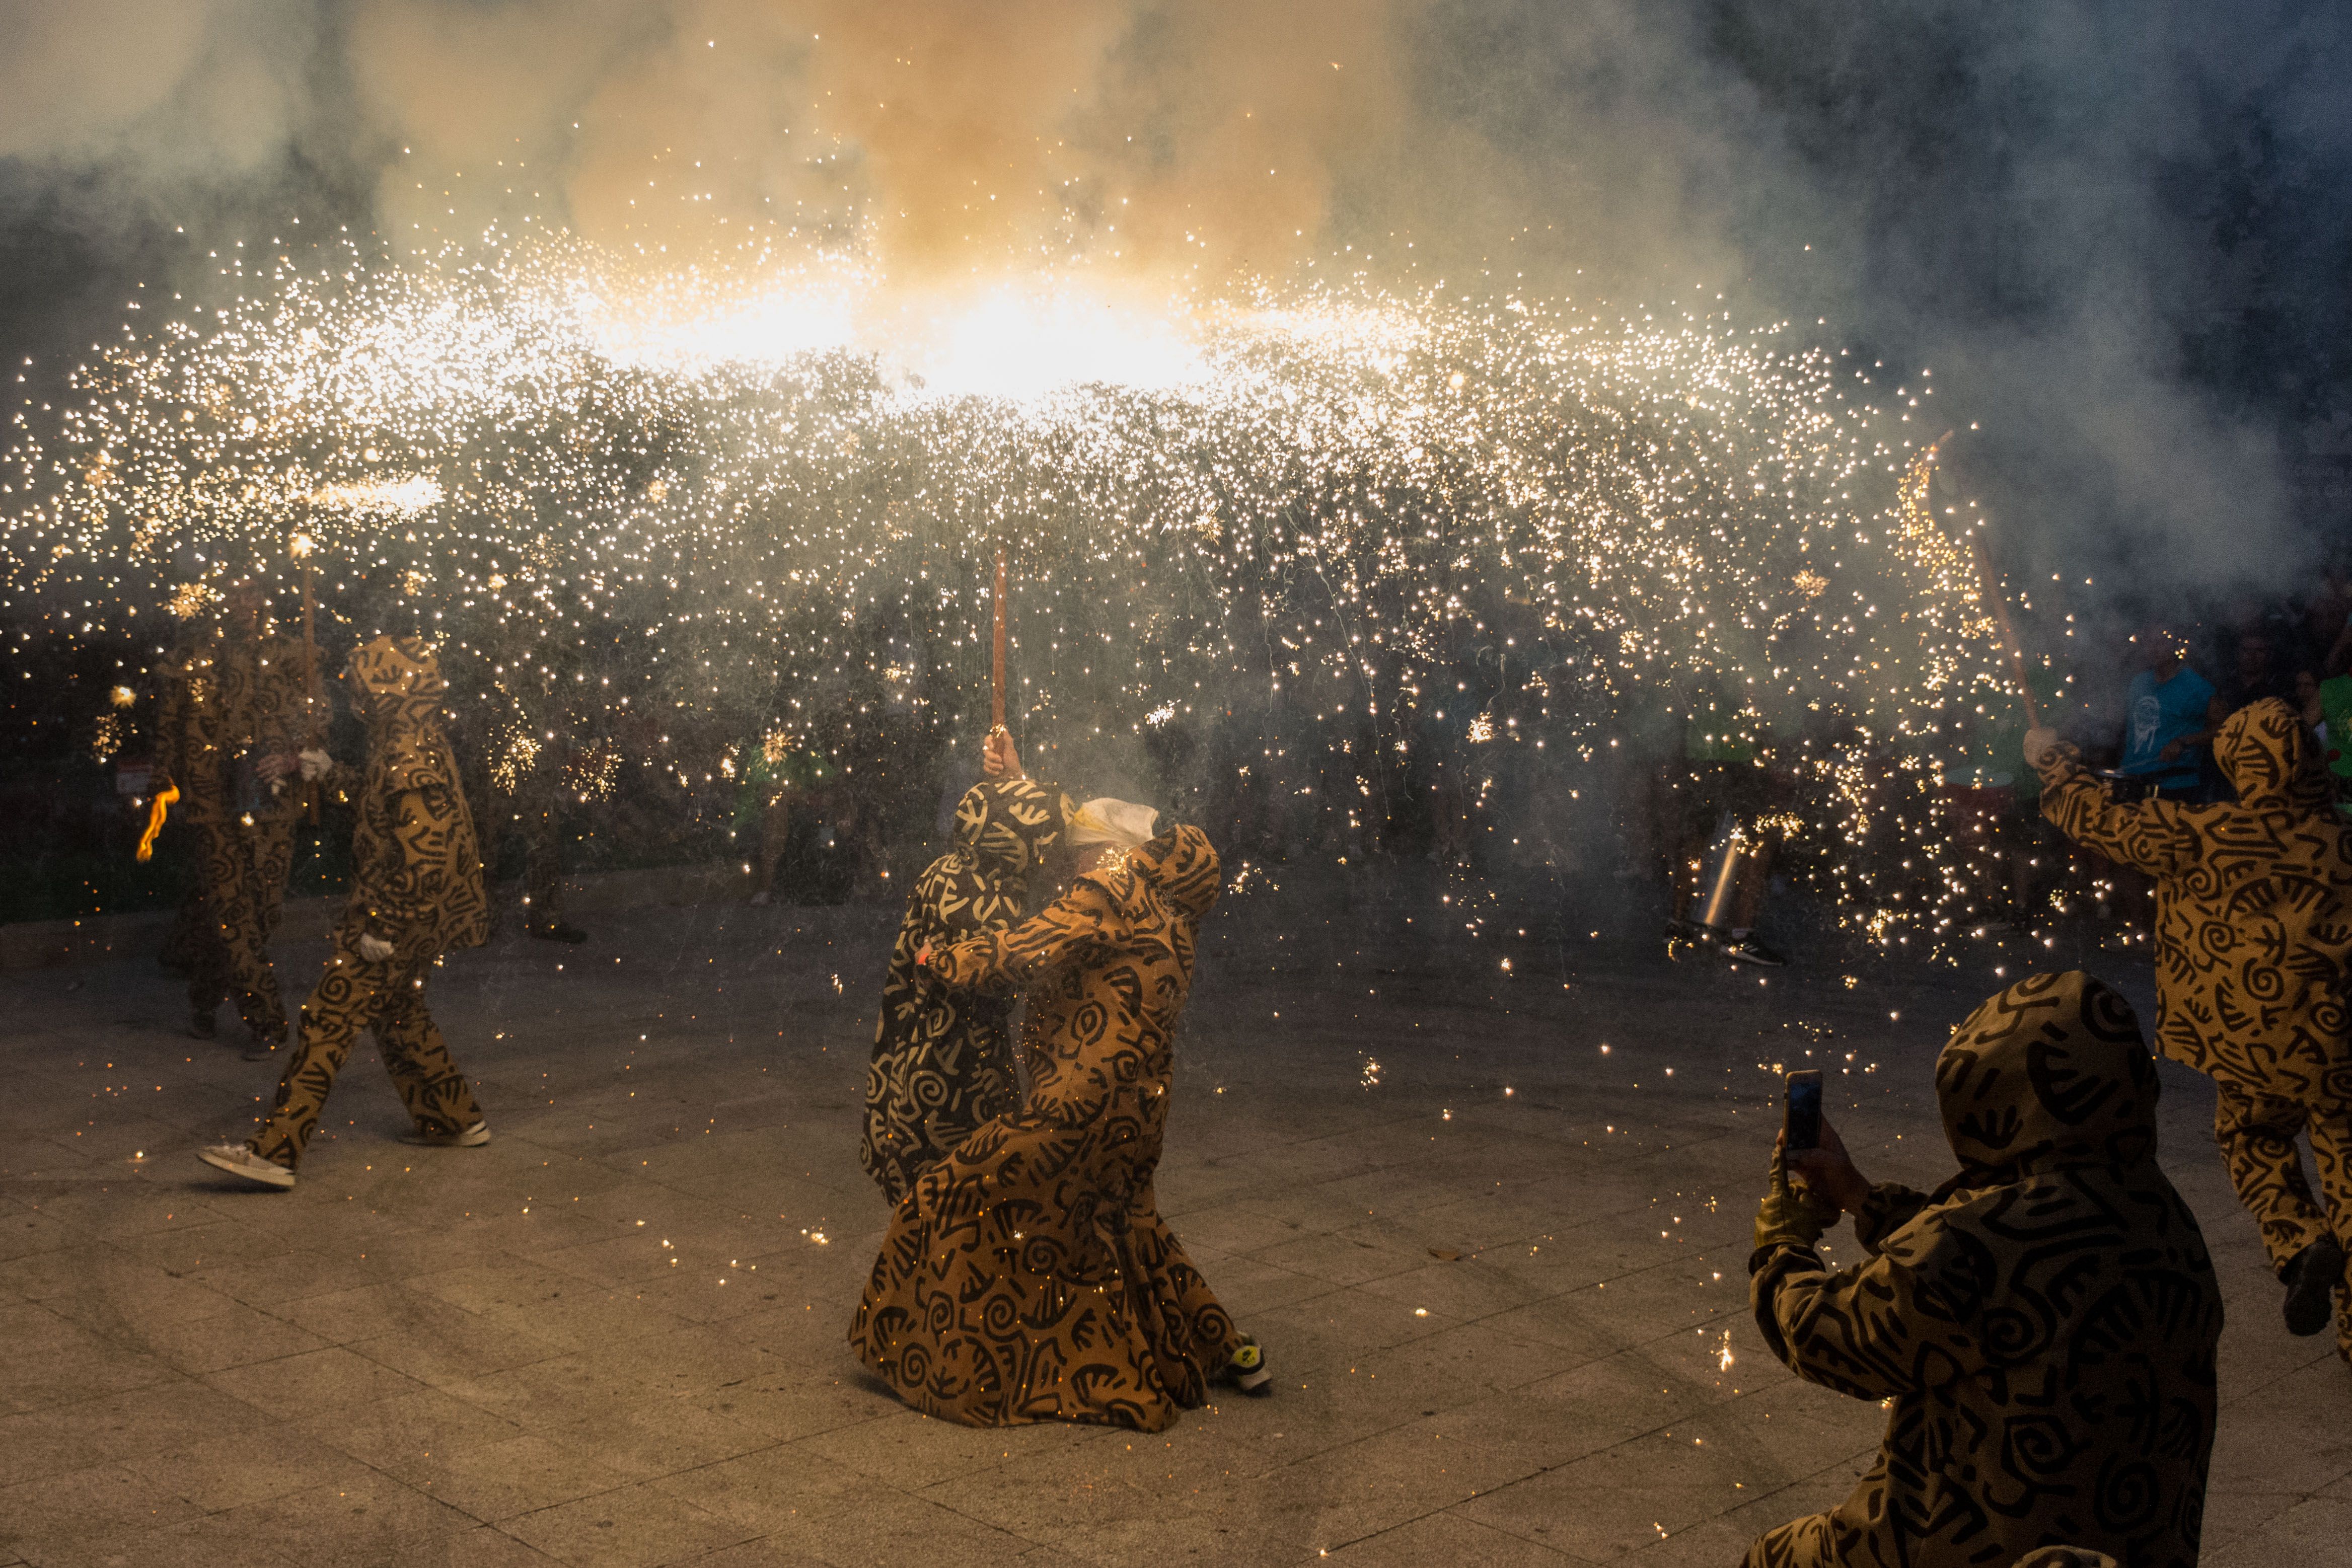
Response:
[250,944,484,1166]
[341,636,490,957]
[860,779,1069,1203]
[182,816,299,1040]
[247,637,487,1169]
[2039,697,2352,1347]
[850,824,1242,1432]
[153,624,316,1039]
[1745,972,2221,1568]
[2037,699,2352,1089]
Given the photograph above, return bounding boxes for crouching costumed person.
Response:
[198,636,492,1188]
[850,800,1268,1428]
[860,774,1067,1203]
[1745,971,2221,1568]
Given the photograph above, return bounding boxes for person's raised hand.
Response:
[298,747,333,781]
[982,728,1023,780]
[357,933,396,963]
[2022,727,2063,769]
[255,753,300,782]
[1753,1135,1833,1253]
[1786,1115,1870,1216]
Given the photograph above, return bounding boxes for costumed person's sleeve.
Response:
[872,892,928,1049]
[1750,1230,1943,1403]
[1849,1183,1932,1254]
[362,784,455,938]
[931,877,1120,997]
[2034,741,2197,877]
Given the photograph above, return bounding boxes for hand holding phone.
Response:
[1784,1069,1823,1152]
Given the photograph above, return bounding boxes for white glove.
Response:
[357,933,397,962]
[299,748,333,782]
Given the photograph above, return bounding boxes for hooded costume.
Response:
[850,823,1243,1431]
[2037,697,2352,1347]
[247,637,489,1169]
[1745,972,2222,1568]
[860,778,1067,1202]
[152,617,316,1042]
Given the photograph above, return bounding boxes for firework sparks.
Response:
[2,228,2009,941]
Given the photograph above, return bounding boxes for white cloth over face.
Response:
[1069,797,1158,849]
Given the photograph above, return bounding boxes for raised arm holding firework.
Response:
[2026,702,2352,1352]
[859,728,1072,1203]
[854,785,1272,1427]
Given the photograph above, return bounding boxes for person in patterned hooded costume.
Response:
[2029,698,2352,1348]
[859,771,1069,1203]
[151,584,319,1051]
[197,635,492,1189]
[849,802,1262,1430]
[1746,970,2221,1568]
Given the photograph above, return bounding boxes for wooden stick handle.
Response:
[300,555,322,823]
[990,547,1007,734]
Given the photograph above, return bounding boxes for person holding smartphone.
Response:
[1743,972,2220,1568]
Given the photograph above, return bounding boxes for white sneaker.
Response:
[1223,1335,1273,1396]
[195,1144,296,1189]
[400,1121,491,1148]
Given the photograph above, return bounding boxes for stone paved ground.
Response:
[3,868,2347,1566]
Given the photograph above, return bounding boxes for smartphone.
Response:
[1784,1070,1823,1153]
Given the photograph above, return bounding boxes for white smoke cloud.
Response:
[0,0,2340,590]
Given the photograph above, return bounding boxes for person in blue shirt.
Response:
[2118,624,2223,800]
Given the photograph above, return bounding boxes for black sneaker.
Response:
[1223,1335,1273,1397]
[1724,935,1788,967]
[530,921,590,945]
[2283,1235,2345,1337]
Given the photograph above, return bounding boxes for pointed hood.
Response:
[952,778,1067,879]
[348,634,448,723]
[1129,824,1222,921]
[1935,970,2159,1181]
[347,635,455,792]
[2216,697,2331,813]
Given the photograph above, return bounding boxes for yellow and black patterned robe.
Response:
[248,637,489,1169]
[1746,972,2222,1568]
[850,824,1242,1431]
[2039,698,2352,1346]
[152,621,316,1039]
[334,637,489,959]
[860,779,1067,1203]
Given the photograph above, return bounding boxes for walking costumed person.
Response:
[1746,970,2221,1568]
[2028,698,2352,1350]
[196,634,492,1188]
[859,728,1068,1203]
[850,798,1269,1428]
[150,581,318,1053]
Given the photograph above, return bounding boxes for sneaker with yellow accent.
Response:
[195,1143,295,1189]
[1224,1335,1272,1396]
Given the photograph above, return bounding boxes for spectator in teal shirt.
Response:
[2118,625,2221,800]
